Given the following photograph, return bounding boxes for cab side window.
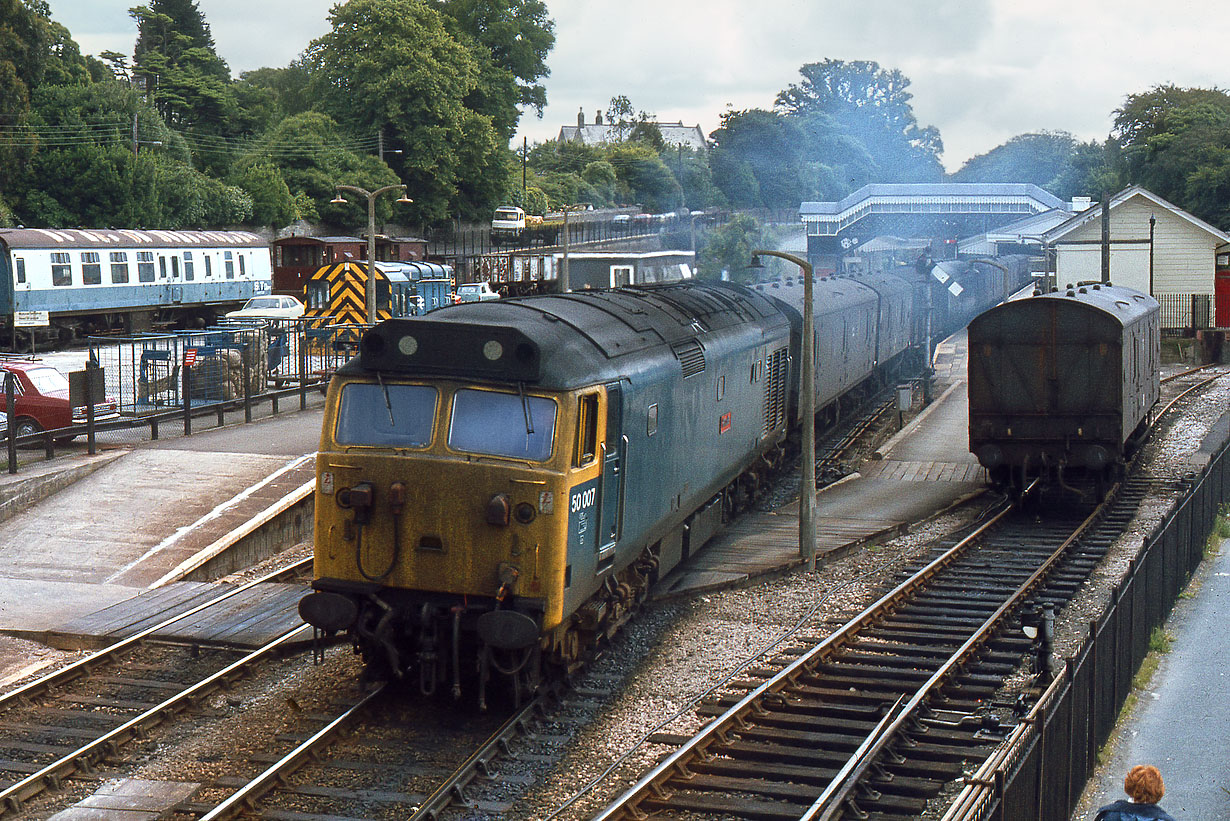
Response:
[574,393,599,467]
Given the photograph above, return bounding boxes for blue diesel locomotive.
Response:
[299,261,1031,705]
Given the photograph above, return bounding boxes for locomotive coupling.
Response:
[336,482,376,524]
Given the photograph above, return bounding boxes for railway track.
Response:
[587,476,1158,820]
[0,558,312,816]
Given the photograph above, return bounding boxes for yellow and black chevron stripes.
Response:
[305,261,393,325]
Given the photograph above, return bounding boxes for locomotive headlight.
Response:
[483,340,504,361]
[398,335,418,355]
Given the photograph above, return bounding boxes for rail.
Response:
[0,624,311,815]
[0,556,311,710]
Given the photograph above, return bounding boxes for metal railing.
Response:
[3,318,367,475]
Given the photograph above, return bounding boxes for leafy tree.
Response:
[1113,85,1230,147]
[232,160,294,228]
[775,59,943,183]
[605,95,635,142]
[305,0,498,223]
[0,0,52,189]
[696,213,767,281]
[607,143,679,211]
[130,0,243,175]
[239,111,402,230]
[238,63,314,120]
[428,0,556,136]
[709,108,811,208]
[951,131,1079,189]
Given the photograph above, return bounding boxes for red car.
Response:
[0,359,119,440]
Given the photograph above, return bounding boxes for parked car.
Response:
[225,295,306,320]
[0,359,119,440]
[454,282,500,302]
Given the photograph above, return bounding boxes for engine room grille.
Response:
[763,347,788,435]
[671,340,706,378]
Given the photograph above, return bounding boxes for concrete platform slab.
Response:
[50,779,201,821]
[0,450,312,590]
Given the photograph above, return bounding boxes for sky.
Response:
[44,0,1230,172]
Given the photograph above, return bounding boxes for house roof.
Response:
[1043,185,1230,244]
[558,121,707,150]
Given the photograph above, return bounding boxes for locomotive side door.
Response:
[597,382,624,563]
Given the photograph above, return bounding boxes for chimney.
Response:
[577,107,584,127]
[595,110,603,125]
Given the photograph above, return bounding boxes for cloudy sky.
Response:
[45,0,1229,171]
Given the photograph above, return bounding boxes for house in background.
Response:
[557,108,706,151]
[1042,186,1230,332]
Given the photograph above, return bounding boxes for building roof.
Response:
[557,121,707,150]
[957,208,1074,255]
[799,184,1067,237]
[1043,185,1230,244]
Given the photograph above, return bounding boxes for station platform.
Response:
[0,408,322,658]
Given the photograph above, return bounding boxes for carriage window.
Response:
[717,375,725,401]
[51,253,71,286]
[110,252,129,283]
[449,389,557,461]
[15,258,25,284]
[574,394,599,467]
[647,403,658,436]
[159,256,167,279]
[137,251,155,282]
[239,254,245,277]
[335,383,437,447]
[204,256,213,277]
[81,252,101,285]
[183,251,194,281]
[224,251,235,279]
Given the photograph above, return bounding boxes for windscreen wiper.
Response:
[376,372,395,426]
[518,381,534,434]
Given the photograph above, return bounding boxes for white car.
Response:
[454,282,499,302]
[225,295,306,320]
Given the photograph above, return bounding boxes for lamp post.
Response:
[331,184,413,324]
[751,249,817,568]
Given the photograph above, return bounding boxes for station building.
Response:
[1042,186,1230,331]
[800,183,1068,275]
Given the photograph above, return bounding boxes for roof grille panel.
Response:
[671,339,706,378]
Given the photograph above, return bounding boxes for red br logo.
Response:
[719,412,732,434]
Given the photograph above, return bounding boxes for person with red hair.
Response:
[1094,765,1177,820]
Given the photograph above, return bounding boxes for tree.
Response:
[696,214,767,281]
[952,131,1079,189]
[775,59,943,183]
[428,0,555,135]
[232,160,294,228]
[1106,85,1230,229]
[130,1,243,175]
[709,108,811,209]
[238,111,401,230]
[305,0,499,223]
